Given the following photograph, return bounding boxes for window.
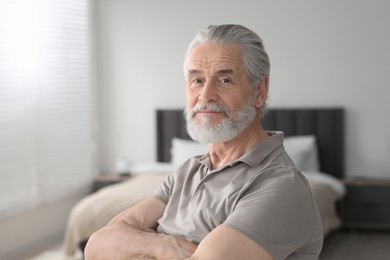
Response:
[0,0,96,217]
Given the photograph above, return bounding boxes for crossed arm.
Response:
[84,196,273,260]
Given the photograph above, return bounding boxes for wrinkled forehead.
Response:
[186,43,245,76]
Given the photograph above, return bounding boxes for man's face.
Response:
[184,43,257,143]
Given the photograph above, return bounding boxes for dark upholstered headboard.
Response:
[156,108,344,179]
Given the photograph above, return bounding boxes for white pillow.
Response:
[283,135,320,172]
[171,138,208,166]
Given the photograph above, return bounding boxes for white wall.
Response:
[97,0,390,179]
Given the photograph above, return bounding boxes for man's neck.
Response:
[208,120,268,170]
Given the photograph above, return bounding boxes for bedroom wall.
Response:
[96,0,390,179]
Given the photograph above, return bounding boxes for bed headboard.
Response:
[156,108,344,179]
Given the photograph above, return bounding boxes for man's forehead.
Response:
[187,56,241,76]
[187,43,243,69]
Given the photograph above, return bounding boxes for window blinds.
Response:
[0,0,96,218]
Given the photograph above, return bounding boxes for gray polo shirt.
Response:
[154,132,323,260]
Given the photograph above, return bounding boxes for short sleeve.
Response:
[153,173,173,204]
[224,167,319,260]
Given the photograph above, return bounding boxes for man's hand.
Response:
[84,196,197,260]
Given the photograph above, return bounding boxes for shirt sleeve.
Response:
[224,167,320,260]
[153,173,173,204]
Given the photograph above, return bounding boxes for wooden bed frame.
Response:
[156,108,344,179]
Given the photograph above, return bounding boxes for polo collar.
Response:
[198,131,284,170]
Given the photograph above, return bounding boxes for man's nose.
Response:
[199,81,218,102]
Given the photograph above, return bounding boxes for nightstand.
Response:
[92,174,131,192]
[341,177,390,229]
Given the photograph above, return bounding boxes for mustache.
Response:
[191,103,229,114]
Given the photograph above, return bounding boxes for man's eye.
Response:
[189,79,203,88]
[219,78,232,84]
[191,79,204,86]
[193,79,203,84]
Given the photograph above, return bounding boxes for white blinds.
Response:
[0,0,95,217]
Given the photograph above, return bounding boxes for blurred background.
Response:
[0,0,389,259]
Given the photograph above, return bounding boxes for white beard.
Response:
[184,95,257,144]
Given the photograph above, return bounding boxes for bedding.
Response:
[283,135,320,172]
[171,137,207,166]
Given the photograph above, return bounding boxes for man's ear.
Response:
[254,75,269,108]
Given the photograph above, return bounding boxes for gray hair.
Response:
[184,24,271,117]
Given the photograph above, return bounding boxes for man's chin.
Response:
[194,122,222,130]
[194,116,225,127]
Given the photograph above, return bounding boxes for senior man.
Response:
[85,24,323,260]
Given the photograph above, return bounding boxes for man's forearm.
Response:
[84,220,197,260]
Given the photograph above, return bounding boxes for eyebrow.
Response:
[216,69,234,76]
[187,69,235,76]
[188,69,202,76]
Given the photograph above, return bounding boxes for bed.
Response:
[63,107,345,258]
